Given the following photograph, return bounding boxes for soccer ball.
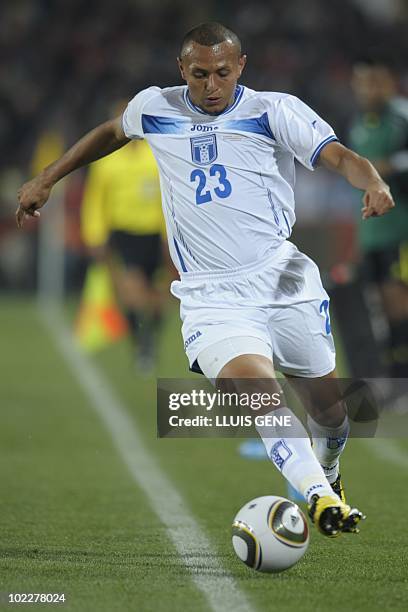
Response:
[232,495,309,573]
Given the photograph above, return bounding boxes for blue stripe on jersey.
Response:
[267,188,280,225]
[222,85,244,115]
[224,113,275,139]
[142,114,188,134]
[282,210,291,236]
[185,90,205,115]
[173,237,188,272]
[311,135,339,166]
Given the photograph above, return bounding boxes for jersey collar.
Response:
[184,85,244,116]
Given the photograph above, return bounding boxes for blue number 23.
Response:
[190,164,232,205]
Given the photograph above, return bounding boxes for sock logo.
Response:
[270,439,292,471]
[305,483,324,500]
[326,436,347,450]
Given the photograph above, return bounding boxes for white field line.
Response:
[360,438,408,468]
[40,303,254,612]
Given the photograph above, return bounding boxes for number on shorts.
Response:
[319,299,331,334]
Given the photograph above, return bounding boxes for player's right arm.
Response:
[16,116,129,228]
[319,142,395,219]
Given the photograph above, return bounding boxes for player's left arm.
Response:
[319,141,395,219]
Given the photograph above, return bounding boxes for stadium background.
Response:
[1,1,408,611]
[2,0,408,290]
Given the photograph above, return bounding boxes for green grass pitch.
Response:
[1,297,407,611]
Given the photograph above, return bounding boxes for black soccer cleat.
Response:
[331,474,346,504]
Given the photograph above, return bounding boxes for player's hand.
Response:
[16,175,53,229]
[362,181,395,220]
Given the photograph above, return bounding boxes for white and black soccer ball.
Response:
[232,495,309,573]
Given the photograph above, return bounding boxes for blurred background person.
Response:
[350,59,408,378]
[80,101,172,371]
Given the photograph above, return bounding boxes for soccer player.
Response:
[350,60,408,378]
[16,23,395,537]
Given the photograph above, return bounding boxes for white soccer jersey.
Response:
[122,85,338,273]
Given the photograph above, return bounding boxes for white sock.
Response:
[307,414,350,484]
[256,407,339,504]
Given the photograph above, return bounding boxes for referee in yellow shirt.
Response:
[81,110,167,370]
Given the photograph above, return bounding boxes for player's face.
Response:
[178,41,246,115]
[351,65,396,110]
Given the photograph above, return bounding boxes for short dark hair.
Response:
[180,22,241,57]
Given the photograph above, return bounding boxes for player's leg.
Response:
[362,244,408,378]
[268,246,362,531]
[173,249,363,536]
[381,282,408,376]
[108,231,164,368]
[284,370,349,502]
[197,337,352,536]
[121,266,160,365]
[126,233,165,369]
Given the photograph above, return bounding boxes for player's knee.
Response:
[217,353,275,379]
[310,400,347,428]
[216,354,282,410]
[307,383,347,427]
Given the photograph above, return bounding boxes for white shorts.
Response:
[170,241,336,380]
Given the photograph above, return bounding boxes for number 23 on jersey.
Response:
[190,164,232,205]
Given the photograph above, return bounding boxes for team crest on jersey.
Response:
[190,134,218,165]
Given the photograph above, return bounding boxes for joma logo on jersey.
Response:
[184,330,202,348]
[191,134,218,165]
[190,124,218,132]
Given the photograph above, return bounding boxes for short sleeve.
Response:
[122,86,161,140]
[268,95,338,170]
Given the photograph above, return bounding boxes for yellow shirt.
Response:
[81,140,164,247]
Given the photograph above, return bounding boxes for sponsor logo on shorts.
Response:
[184,330,202,349]
[319,299,331,334]
[270,439,292,471]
